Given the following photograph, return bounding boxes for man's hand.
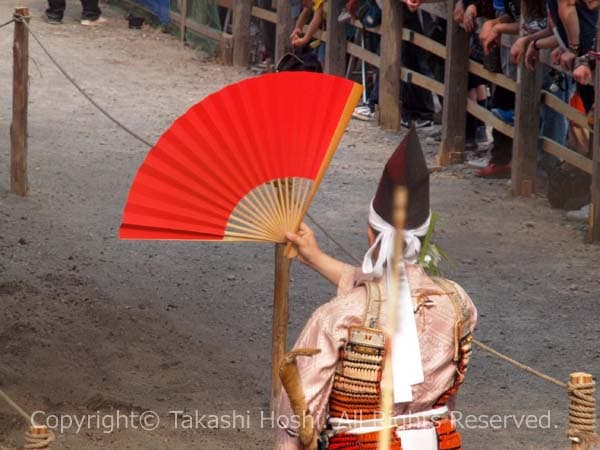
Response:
[290,27,302,42]
[286,223,323,266]
[479,19,496,42]
[291,34,310,48]
[573,64,593,85]
[510,37,528,65]
[525,41,539,71]
[551,46,565,65]
[559,50,576,71]
[463,5,478,32]
[453,0,465,24]
[405,0,421,13]
[482,25,500,55]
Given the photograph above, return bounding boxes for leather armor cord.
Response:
[279,348,321,450]
[568,373,599,450]
[378,187,408,450]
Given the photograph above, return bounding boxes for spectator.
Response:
[291,0,325,50]
[46,0,107,25]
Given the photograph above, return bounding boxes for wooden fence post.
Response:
[275,0,293,64]
[272,243,290,416]
[378,0,403,131]
[10,7,29,197]
[511,56,542,196]
[232,0,252,67]
[325,0,346,76]
[438,1,469,166]
[589,18,600,241]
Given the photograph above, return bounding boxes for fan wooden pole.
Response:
[272,243,290,416]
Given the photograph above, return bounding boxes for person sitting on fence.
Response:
[291,0,325,54]
[46,0,107,25]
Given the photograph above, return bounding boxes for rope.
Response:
[15,14,154,149]
[304,213,584,392]
[568,379,599,444]
[0,18,15,29]
[305,212,362,265]
[24,428,55,449]
[472,340,568,388]
[0,388,32,424]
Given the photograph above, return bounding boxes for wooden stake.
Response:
[272,243,291,415]
[511,10,542,197]
[589,18,600,241]
[232,0,252,67]
[569,372,595,450]
[378,0,403,131]
[25,424,53,449]
[275,0,293,64]
[10,7,29,196]
[179,0,187,45]
[438,0,469,166]
[324,0,346,76]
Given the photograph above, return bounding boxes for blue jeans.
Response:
[538,68,571,173]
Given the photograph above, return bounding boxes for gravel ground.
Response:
[1,1,599,449]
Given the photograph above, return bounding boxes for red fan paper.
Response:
[119,72,362,242]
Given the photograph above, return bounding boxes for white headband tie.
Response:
[361,202,431,403]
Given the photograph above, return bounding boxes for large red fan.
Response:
[119,72,362,242]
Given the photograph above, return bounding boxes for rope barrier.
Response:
[14,14,154,149]
[0,18,15,29]
[0,388,55,448]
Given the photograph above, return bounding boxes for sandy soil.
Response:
[1,1,599,449]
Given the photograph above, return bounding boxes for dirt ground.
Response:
[1,1,599,449]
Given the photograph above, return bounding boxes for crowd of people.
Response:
[287,0,598,220]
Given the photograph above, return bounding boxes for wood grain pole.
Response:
[378,0,403,131]
[511,49,542,195]
[232,0,252,67]
[438,0,469,166]
[589,16,600,241]
[275,0,293,64]
[324,0,346,76]
[272,243,291,415]
[179,0,187,45]
[10,7,30,197]
[568,372,595,450]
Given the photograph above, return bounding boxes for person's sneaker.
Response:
[475,162,511,178]
[401,118,411,128]
[566,204,590,222]
[413,118,433,129]
[352,105,376,121]
[81,16,107,26]
[338,8,352,23]
[467,157,489,169]
[425,129,442,144]
[46,15,63,24]
[491,108,515,125]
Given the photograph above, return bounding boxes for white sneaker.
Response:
[81,16,107,26]
[352,105,376,121]
[566,204,590,222]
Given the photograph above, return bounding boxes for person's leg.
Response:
[46,0,66,21]
[80,0,101,20]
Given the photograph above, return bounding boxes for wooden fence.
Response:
[117,0,600,241]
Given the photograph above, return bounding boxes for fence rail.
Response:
[108,0,600,240]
